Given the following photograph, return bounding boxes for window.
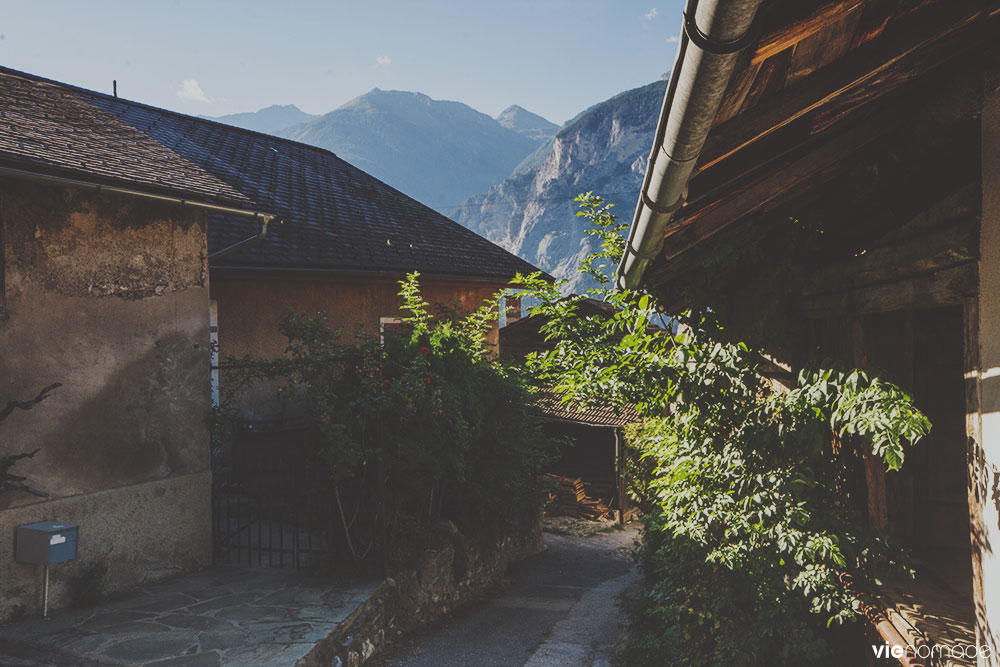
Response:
[379,317,405,345]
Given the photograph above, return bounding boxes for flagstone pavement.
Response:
[0,566,382,666]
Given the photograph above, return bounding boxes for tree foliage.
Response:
[514,194,930,665]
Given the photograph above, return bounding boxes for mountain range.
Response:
[452,80,667,293]
[206,104,317,135]
[207,81,666,292]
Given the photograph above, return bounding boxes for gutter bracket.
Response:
[684,11,759,55]
[641,190,686,216]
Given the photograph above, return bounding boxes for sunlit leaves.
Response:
[513,193,931,664]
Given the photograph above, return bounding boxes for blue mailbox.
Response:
[15,521,78,565]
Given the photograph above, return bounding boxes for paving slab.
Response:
[0,566,382,666]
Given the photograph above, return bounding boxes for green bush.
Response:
[233,274,551,565]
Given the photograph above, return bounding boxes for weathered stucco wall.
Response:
[211,275,506,419]
[0,179,213,620]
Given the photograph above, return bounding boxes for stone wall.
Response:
[0,179,213,621]
[296,513,544,667]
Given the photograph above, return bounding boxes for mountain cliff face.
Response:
[452,80,667,293]
[207,104,317,134]
[280,90,546,212]
[496,105,559,142]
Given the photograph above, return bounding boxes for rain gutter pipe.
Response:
[0,164,277,262]
[616,0,764,290]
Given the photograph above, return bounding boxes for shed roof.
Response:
[631,0,998,289]
[0,67,542,282]
[534,390,641,428]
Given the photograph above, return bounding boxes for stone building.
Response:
[0,67,537,620]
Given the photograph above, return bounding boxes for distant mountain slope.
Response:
[452,80,667,293]
[496,105,559,142]
[206,104,317,134]
[280,90,543,212]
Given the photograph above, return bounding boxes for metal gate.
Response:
[211,423,330,568]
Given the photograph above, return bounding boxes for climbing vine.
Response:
[514,194,929,665]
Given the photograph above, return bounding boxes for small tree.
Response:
[514,194,929,665]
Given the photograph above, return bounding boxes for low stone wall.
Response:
[297,513,544,667]
[0,472,212,623]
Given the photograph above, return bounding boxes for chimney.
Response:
[505,296,522,325]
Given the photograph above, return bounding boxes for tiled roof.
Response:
[0,69,250,206]
[534,390,640,428]
[0,68,541,281]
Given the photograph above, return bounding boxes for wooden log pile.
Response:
[543,473,610,520]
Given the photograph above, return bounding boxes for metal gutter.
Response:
[616,0,764,290]
[208,264,543,286]
[0,164,277,223]
[0,164,279,269]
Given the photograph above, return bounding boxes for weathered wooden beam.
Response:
[751,0,866,66]
[849,0,898,49]
[784,4,865,88]
[868,184,979,251]
[666,45,981,267]
[714,52,763,127]
[698,0,987,173]
[664,96,905,264]
[802,216,980,296]
[799,262,977,317]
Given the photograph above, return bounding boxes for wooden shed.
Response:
[501,301,643,521]
[616,0,1000,663]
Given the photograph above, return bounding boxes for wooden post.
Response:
[964,296,988,652]
[852,317,889,534]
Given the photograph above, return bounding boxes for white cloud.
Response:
[645,8,658,20]
[176,78,209,103]
[375,55,391,66]
[666,35,680,44]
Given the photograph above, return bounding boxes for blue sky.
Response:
[1,0,683,124]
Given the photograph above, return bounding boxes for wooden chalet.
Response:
[617,0,1000,664]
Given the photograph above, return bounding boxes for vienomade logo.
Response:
[872,642,993,661]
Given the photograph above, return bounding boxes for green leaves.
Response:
[221,273,551,564]
[515,193,931,665]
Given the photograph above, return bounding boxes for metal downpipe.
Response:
[616,0,763,290]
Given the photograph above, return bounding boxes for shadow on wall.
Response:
[1,333,209,509]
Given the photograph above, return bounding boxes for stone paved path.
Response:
[374,523,640,667]
[0,566,381,666]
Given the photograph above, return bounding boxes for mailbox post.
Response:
[15,521,78,619]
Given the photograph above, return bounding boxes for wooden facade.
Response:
[634,1,1000,663]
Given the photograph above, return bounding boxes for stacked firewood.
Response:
[543,473,610,520]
